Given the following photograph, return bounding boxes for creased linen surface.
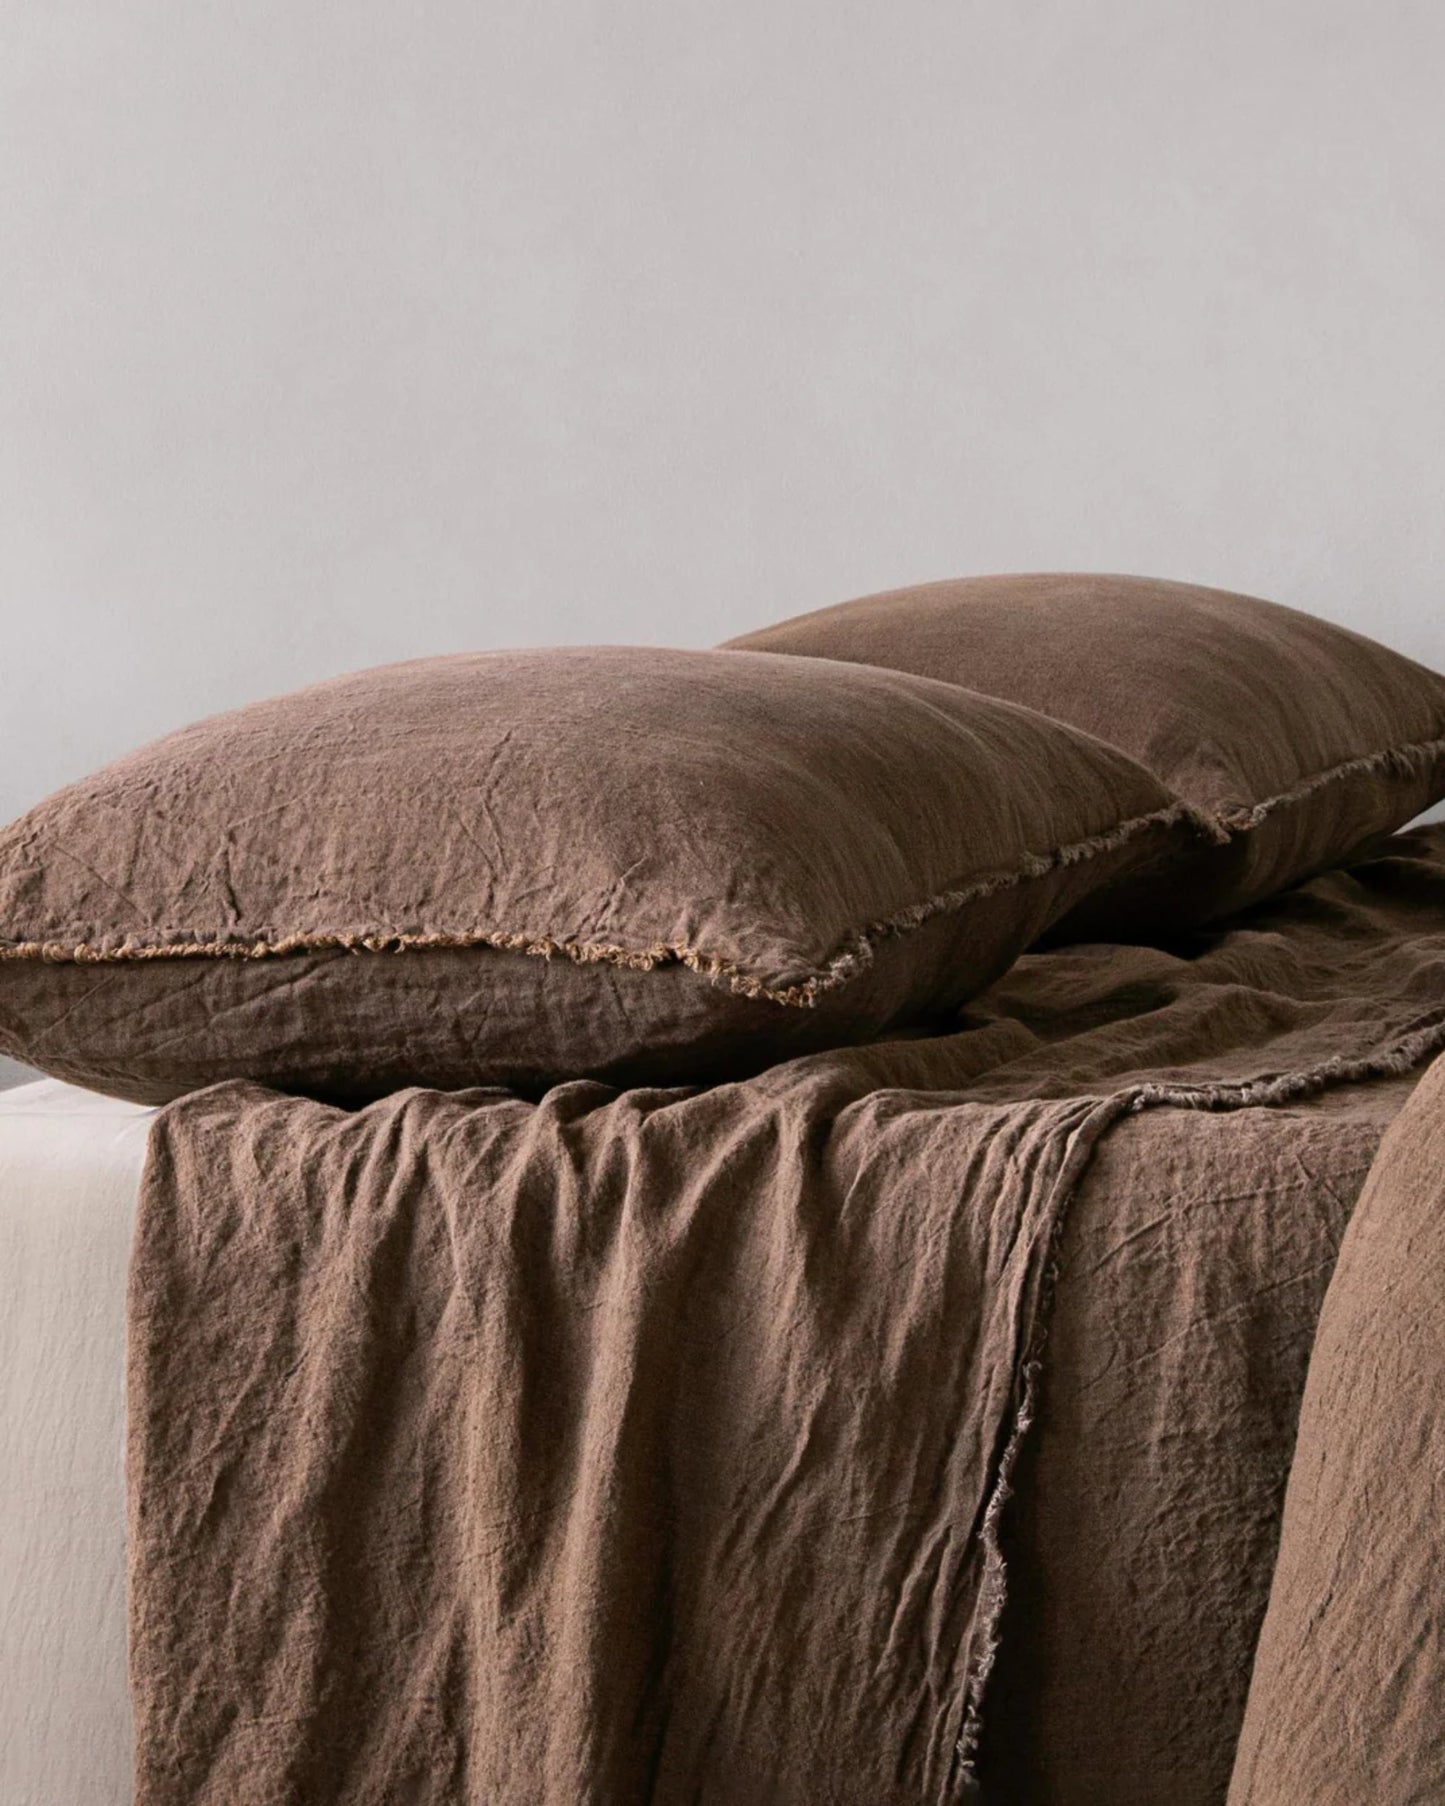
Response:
[129,828,1445,1804]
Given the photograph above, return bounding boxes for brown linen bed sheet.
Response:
[1227,1047,1445,1805]
[979,1074,1418,1805]
[127,829,1445,1806]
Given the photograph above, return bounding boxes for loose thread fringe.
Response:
[3,730,1441,1010]
[951,1005,1445,1794]
[1215,733,1445,833]
[0,801,1200,1008]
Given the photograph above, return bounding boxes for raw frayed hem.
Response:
[0,802,1201,1010]
[952,1006,1445,1794]
[1213,733,1445,834]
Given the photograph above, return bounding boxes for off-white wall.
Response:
[2,0,1443,831]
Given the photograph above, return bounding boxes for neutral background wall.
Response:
[1,1,1442,832]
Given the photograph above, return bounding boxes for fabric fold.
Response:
[127,828,1445,1804]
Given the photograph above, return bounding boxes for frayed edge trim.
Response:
[1213,732,1445,833]
[952,1005,1445,1790]
[0,800,1201,1009]
[951,1091,1138,1787]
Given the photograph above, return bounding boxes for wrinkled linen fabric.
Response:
[0,645,1183,1105]
[979,1078,1416,1805]
[127,829,1445,1806]
[726,573,1445,928]
[1227,1048,1445,1806]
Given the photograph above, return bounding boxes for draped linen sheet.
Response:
[979,1073,1420,1806]
[127,828,1445,1805]
[1227,1044,1445,1805]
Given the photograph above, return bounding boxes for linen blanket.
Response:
[127,827,1445,1805]
[1228,1041,1445,1804]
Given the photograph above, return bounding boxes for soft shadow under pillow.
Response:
[0,645,1183,1102]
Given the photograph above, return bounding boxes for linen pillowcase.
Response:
[0,645,1184,1104]
[725,574,1445,927]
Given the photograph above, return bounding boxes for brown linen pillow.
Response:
[0,646,1183,1104]
[725,574,1445,925]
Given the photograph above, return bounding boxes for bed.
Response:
[4,578,1445,1803]
[4,829,1444,1805]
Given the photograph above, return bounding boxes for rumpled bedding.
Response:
[981,1075,1421,1805]
[1227,1042,1445,1805]
[126,828,1445,1805]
